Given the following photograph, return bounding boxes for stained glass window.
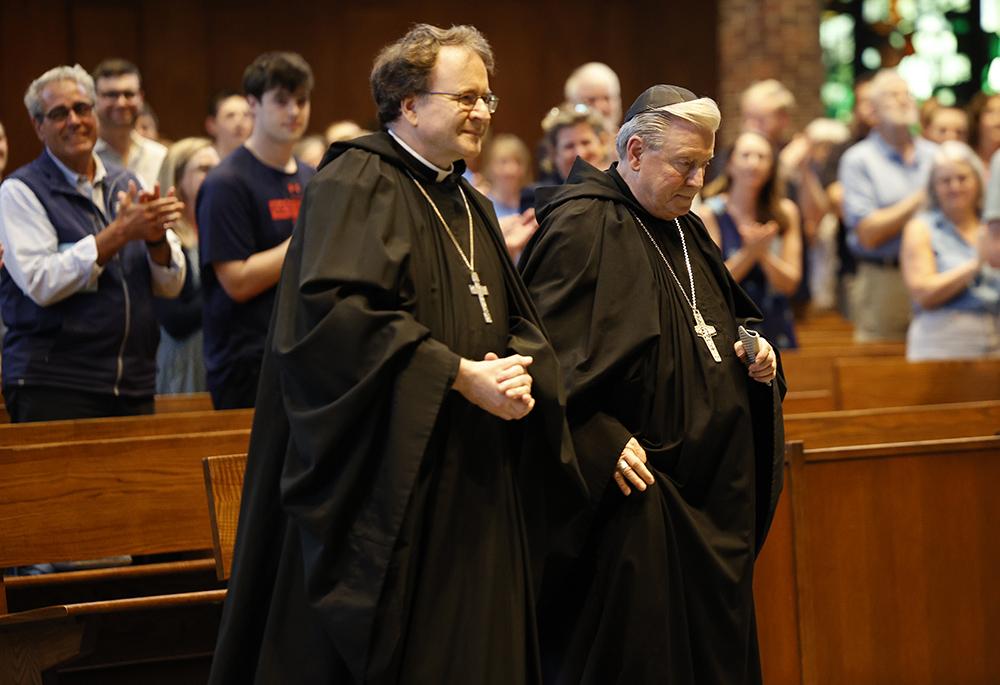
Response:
[821,0,996,118]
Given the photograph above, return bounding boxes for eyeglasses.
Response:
[97,90,139,101]
[424,91,499,114]
[41,102,94,123]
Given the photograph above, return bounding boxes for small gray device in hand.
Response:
[738,325,760,367]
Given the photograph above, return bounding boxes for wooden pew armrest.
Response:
[0,589,227,628]
[3,558,216,591]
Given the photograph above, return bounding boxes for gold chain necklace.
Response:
[408,173,492,323]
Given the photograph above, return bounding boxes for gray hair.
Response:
[928,140,986,213]
[615,97,721,160]
[740,78,796,113]
[564,62,621,101]
[24,64,96,121]
[869,68,908,103]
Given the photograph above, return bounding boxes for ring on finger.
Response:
[618,459,630,473]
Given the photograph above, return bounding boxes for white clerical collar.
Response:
[387,129,454,182]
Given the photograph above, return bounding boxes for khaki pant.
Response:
[849,261,912,342]
[906,309,1000,361]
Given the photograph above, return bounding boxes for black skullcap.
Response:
[623,84,697,123]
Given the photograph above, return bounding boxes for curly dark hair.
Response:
[370,24,494,126]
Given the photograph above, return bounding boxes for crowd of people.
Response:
[477,63,1000,361]
[0,20,999,684]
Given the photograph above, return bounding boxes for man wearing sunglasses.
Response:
[0,64,185,423]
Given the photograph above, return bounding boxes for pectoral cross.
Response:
[692,308,722,363]
[469,270,493,324]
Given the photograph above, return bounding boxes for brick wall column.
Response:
[716,0,826,146]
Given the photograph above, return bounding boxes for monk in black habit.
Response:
[520,86,786,683]
[207,24,583,684]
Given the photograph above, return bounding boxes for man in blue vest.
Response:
[0,64,186,422]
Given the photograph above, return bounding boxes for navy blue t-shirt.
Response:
[196,146,315,396]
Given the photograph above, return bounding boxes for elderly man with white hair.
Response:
[521,85,784,684]
[0,64,184,422]
[564,62,623,134]
[839,68,939,341]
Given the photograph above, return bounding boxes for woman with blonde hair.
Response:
[155,137,220,393]
[483,133,532,218]
[483,133,538,261]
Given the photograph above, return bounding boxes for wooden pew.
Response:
[0,429,251,684]
[754,437,1000,684]
[778,343,905,414]
[0,408,253,447]
[0,409,253,447]
[794,328,857,347]
[202,454,247,582]
[782,390,836,413]
[0,392,217,423]
[833,357,1000,410]
[754,462,799,685]
[784,400,1000,448]
[154,392,215,414]
[781,342,906,393]
[793,310,854,334]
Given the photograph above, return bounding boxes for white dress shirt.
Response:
[0,148,184,307]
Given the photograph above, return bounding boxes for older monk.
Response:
[521,85,785,684]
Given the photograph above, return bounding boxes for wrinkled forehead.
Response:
[576,79,613,99]
[42,79,92,106]
[428,45,489,92]
[877,77,911,100]
[666,117,715,151]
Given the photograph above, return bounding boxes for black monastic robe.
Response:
[520,160,785,685]
[208,132,582,685]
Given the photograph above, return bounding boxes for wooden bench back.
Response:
[784,400,1000,448]
[833,357,1000,410]
[793,311,854,334]
[154,392,216,413]
[782,436,1000,682]
[0,392,218,423]
[781,342,905,393]
[202,454,247,581]
[0,429,251,573]
[0,408,253,447]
